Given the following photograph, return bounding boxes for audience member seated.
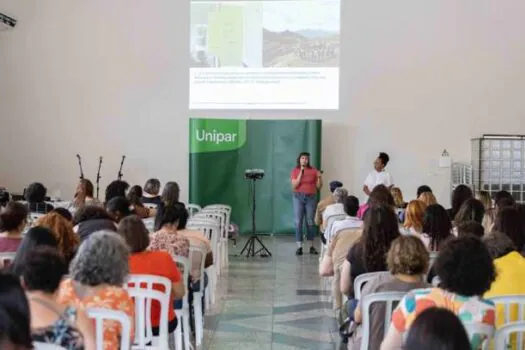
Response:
[357,185,395,219]
[106,196,132,223]
[71,179,102,211]
[150,203,190,258]
[420,204,453,252]
[319,198,362,310]
[23,247,95,350]
[348,236,429,350]
[402,200,427,236]
[175,203,213,288]
[36,212,80,264]
[72,205,117,241]
[0,272,33,350]
[58,231,134,350]
[488,190,515,232]
[491,206,525,253]
[416,185,433,198]
[403,308,471,350]
[418,191,437,206]
[52,207,73,222]
[141,178,162,206]
[0,202,28,253]
[10,226,59,276]
[484,231,525,349]
[328,196,361,241]
[447,184,473,221]
[322,187,348,235]
[127,185,151,219]
[456,220,485,238]
[117,216,184,346]
[391,187,407,209]
[340,204,400,299]
[476,190,493,231]
[314,180,343,230]
[380,236,496,350]
[161,181,182,206]
[25,182,54,214]
[453,198,485,230]
[104,180,129,204]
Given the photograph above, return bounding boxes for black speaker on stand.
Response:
[239,169,272,258]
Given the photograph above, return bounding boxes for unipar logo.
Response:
[195,128,238,144]
[190,118,247,153]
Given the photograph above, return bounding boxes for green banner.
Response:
[189,118,322,235]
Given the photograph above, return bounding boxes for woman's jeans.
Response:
[293,192,317,242]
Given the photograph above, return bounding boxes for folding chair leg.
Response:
[182,308,192,350]
[193,292,204,347]
[175,314,183,350]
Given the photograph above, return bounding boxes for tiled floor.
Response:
[203,235,342,350]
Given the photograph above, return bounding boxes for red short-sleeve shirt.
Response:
[290,167,319,195]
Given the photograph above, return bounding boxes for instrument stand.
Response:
[239,177,272,258]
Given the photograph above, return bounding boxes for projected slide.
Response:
[189,0,340,110]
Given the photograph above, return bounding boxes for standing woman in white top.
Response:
[363,152,394,196]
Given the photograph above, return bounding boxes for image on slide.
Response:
[262,1,340,68]
[189,0,340,68]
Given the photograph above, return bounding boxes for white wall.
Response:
[1,0,524,205]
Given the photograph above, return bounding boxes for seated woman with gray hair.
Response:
[57,231,135,350]
[141,178,162,206]
[322,187,349,239]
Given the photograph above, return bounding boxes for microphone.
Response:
[301,165,305,175]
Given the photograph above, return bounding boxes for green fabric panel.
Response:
[189,118,322,234]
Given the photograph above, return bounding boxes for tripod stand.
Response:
[239,176,272,258]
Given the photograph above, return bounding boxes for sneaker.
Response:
[295,247,303,256]
[309,246,319,255]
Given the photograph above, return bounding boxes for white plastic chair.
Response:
[85,307,132,350]
[202,204,231,269]
[0,252,16,268]
[193,211,224,273]
[125,274,171,349]
[463,322,494,350]
[172,254,191,350]
[360,291,406,350]
[320,213,346,261]
[189,245,207,348]
[488,295,525,349]
[32,343,67,350]
[354,272,386,300]
[186,204,201,217]
[495,321,525,350]
[186,220,220,307]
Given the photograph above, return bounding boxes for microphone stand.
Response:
[117,155,126,180]
[76,154,84,180]
[96,156,103,199]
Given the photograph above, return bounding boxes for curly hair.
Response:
[387,235,429,275]
[333,187,348,204]
[454,198,485,225]
[422,204,453,251]
[404,200,427,233]
[362,204,400,272]
[144,178,161,196]
[69,230,129,286]
[435,236,496,296]
[36,212,79,262]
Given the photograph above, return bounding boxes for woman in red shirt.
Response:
[290,152,322,255]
